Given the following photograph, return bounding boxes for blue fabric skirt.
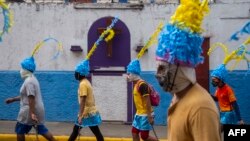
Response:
[132,114,152,131]
[220,111,237,124]
[75,112,102,127]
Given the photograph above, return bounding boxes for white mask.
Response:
[155,61,196,94]
[20,68,32,79]
[126,73,140,82]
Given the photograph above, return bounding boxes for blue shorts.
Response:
[15,122,49,135]
[75,112,102,127]
[220,111,238,125]
[132,114,152,131]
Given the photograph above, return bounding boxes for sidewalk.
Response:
[0,120,168,141]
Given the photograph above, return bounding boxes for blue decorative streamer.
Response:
[230,21,250,41]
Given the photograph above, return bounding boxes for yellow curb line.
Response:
[0,134,168,141]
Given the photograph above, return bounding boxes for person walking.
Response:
[68,60,104,141]
[5,57,56,141]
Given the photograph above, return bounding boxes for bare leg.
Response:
[144,136,158,141]
[17,134,25,141]
[132,133,140,141]
[41,131,56,141]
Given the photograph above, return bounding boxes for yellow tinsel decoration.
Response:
[208,37,250,71]
[86,28,114,60]
[0,0,14,39]
[170,0,209,33]
[104,29,115,42]
[31,38,63,59]
[137,22,164,59]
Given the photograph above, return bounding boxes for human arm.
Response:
[78,96,86,124]
[210,94,218,101]
[5,96,21,104]
[227,86,244,124]
[143,95,154,125]
[78,80,88,124]
[231,101,244,125]
[28,95,38,122]
[140,83,154,125]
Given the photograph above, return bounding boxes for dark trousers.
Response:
[68,124,104,141]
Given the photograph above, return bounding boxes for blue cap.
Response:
[75,59,90,76]
[211,64,228,82]
[127,59,141,75]
[20,57,36,72]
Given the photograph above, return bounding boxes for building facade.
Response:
[0,0,250,125]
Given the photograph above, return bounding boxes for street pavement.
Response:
[0,120,168,140]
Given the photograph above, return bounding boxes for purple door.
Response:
[88,16,130,70]
[87,16,133,122]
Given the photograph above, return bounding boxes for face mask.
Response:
[155,61,194,94]
[127,73,140,82]
[155,62,177,92]
[20,68,32,79]
[211,81,219,87]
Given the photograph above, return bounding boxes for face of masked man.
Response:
[126,73,140,82]
[211,77,224,88]
[20,68,32,79]
[155,61,196,94]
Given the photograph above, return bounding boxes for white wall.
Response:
[92,74,128,121]
[205,3,250,70]
[0,2,249,71]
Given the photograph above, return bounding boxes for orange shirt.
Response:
[215,84,236,112]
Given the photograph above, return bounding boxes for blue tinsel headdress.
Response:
[211,64,228,82]
[156,0,209,68]
[20,56,36,72]
[75,59,90,76]
[156,24,204,67]
[127,59,141,75]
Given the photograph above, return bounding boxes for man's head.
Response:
[74,71,86,81]
[126,59,141,82]
[211,64,227,87]
[155,60,196,94]
[211,76,223,88]
[126,73,140,82]
[20,56,36,79]
[20,68,33,79]
[155,0,209,94]
[75,59,89,81]
[20,56,36,73]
